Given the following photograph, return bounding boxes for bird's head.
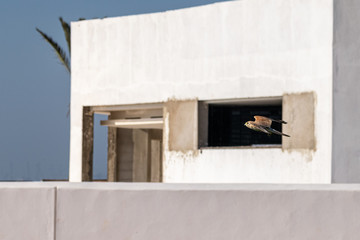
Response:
[244,121,250,128]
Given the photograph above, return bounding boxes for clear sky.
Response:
[0,0,229,181]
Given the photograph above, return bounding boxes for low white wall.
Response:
[0,183,55,240]
[1,182,360,240]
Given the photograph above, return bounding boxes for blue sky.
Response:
[0,0,229,180]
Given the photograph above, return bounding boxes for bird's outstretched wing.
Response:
[264,127,290,137]
[254,116,272,127]
[252,123,272,135]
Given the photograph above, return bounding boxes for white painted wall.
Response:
[2,182,360,239]
[70,0,333,182]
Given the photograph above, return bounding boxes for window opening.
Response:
[199,98,283,148]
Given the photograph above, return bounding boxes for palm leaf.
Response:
[59,17,71,56]
[36,27,71,73]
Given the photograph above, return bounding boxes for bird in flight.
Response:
[244,116,290,137]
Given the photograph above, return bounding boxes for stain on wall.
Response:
[165,100,198,152]
[283,92,316,151]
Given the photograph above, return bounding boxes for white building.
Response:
[69,0,360,183]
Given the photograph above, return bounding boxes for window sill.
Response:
[199,144,281,150]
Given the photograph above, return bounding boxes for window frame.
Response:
[198,97,284,149]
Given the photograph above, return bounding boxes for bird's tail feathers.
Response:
[281,132,290,137]
[272,119,287,124]
[266,127,290,137]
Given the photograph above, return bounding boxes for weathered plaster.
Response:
[70,0,333,183]
[283,92,316,151]
[165,99,198,152]
[81,107,93,181]
[107,127,117,182]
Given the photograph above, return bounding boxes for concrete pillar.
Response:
[150,139,161,182]
[132,129,149,182]
[107,127,117,182]
[116,129,134,182]
[82,107,94,181]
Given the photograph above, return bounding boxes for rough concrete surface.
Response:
[283,92,315,150]
[165,100,198,152]
[81,107,94,181]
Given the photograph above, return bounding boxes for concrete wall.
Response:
[2,182,360,239]
[332,0,360,183]
[70,0,334,182]
[0,183,55,240]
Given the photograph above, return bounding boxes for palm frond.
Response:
[59,17,71,56]
[36,27,70,73]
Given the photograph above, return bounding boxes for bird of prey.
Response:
[244,116,290,137]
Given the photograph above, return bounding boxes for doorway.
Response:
[97,103,164,182]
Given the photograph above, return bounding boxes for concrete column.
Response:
[116,129,134,182]
[82,107,93,181]
[148,129,163,182]
[107,127,117,182]
[150,139,161,182]
[132,129,149,182]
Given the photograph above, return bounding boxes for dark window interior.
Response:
[208,104,282,147]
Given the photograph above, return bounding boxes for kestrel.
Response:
[244,116,290,137]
